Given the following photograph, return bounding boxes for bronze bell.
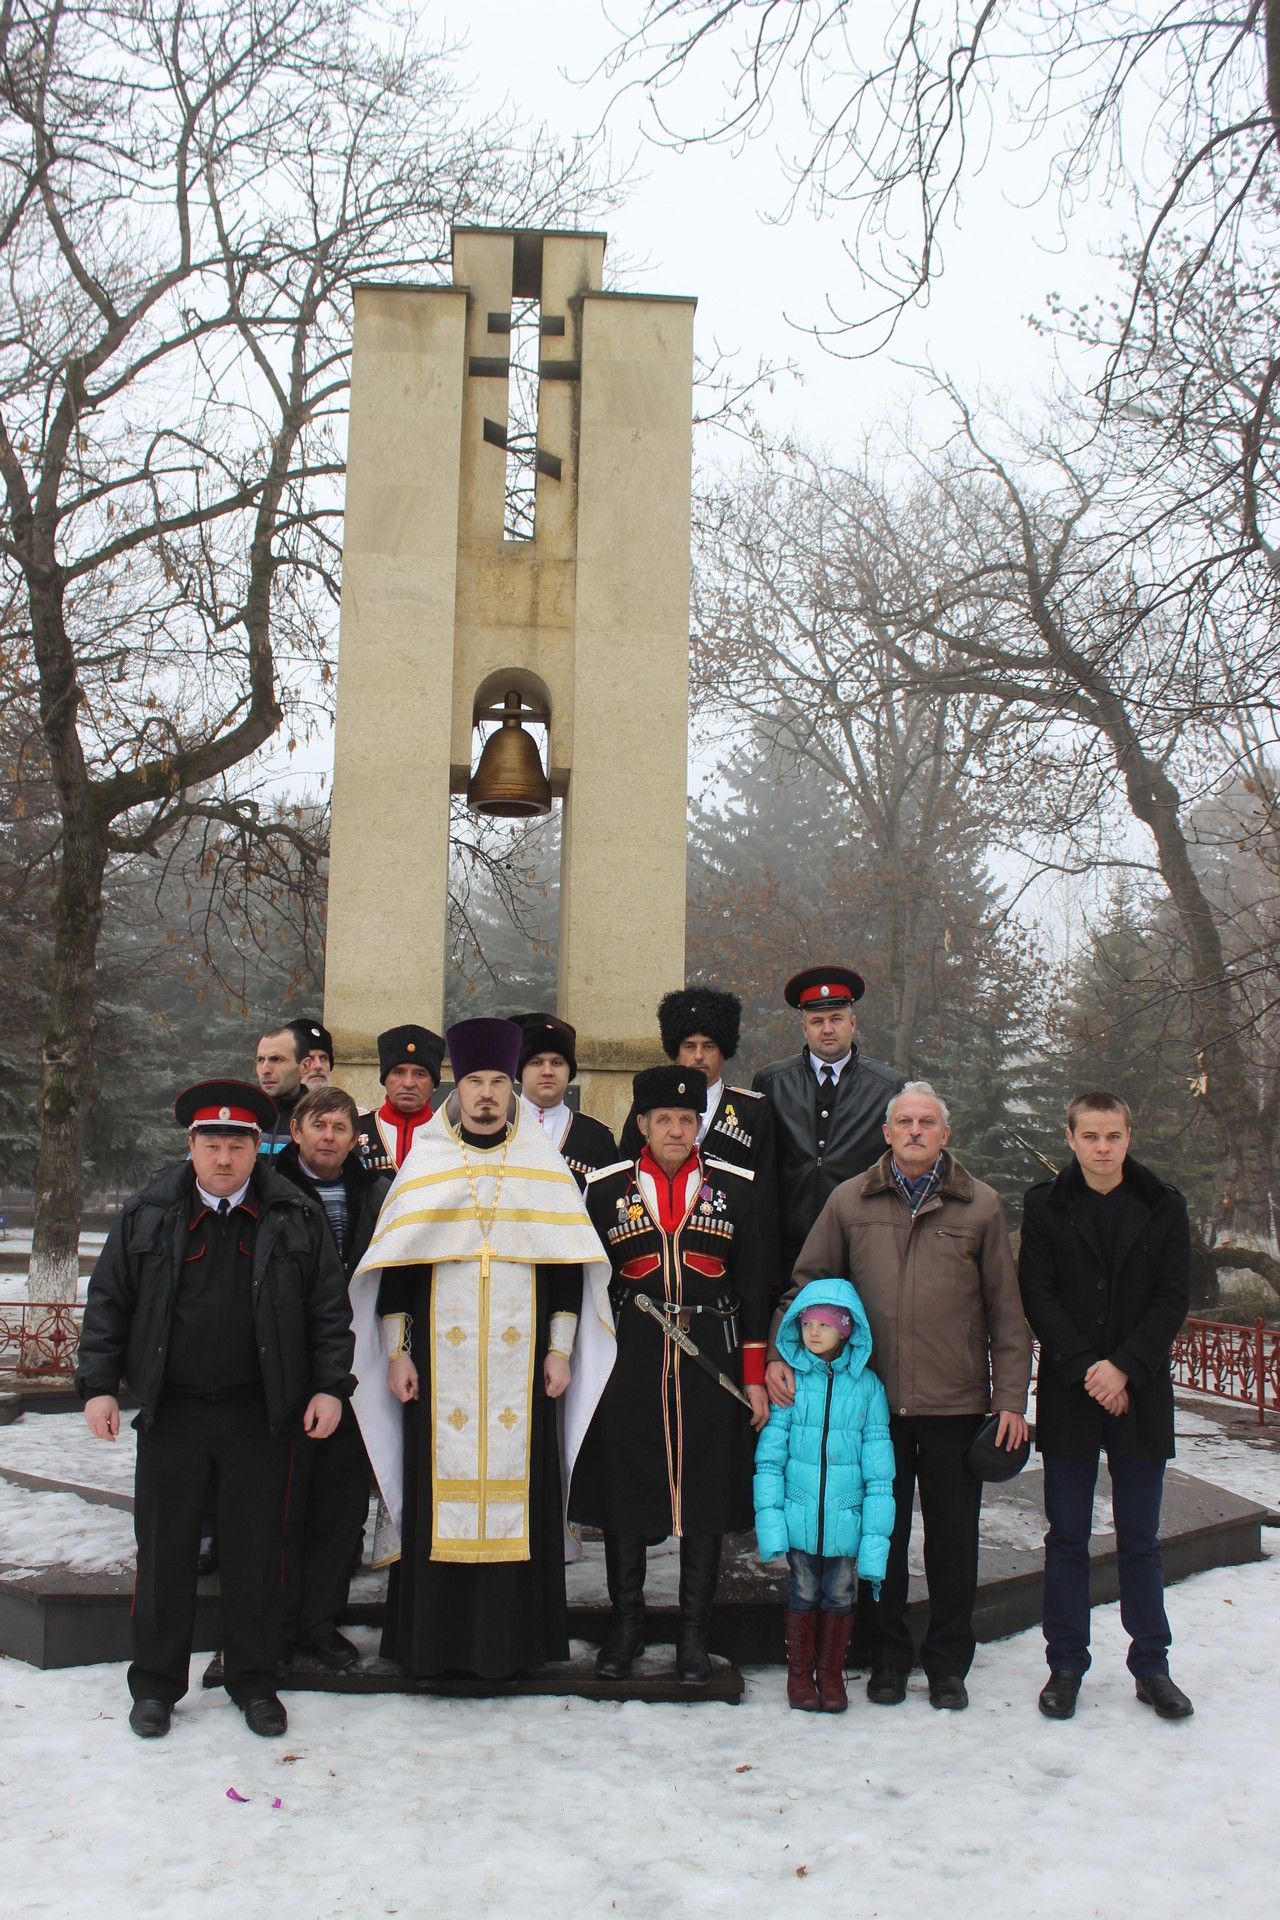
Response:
[466,690,552,817]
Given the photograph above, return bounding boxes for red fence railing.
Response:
[0,1301,85,1377]
[4,1302,1277,1419]
[1172,1316,1280,1426]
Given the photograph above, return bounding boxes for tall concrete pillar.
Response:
[325,229,695,1126]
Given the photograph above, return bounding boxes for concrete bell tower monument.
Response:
[322,228,695,1130]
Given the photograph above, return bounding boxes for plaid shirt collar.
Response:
[890,1155,945,1215]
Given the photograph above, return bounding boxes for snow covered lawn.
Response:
[1,1548,1275,1920]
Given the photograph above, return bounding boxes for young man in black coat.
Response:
[275,1086,391,1670]
[1018,1090,1194,1721]
[76,1081,355,1741]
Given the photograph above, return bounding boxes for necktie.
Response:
[217,1198,230,1216]
[820,1065,835,1088]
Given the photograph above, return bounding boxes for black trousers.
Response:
[130,1389,294,1706]
[281,1398,371,1651]
[873,1413,985,1679]
[1042,1422,1172,1678]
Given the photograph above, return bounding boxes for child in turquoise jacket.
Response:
[754,1277,895,1712]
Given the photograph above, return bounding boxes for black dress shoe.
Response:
[1135,1674,1194,1720]
[928,1674,969,1711]
[242,1695,288,1737]
[197,1535,218,1575]
[128,1698,171,1739]
[303,1628,360,1672]
[866,1668,908,1706]
[1039,1671,1082,1720]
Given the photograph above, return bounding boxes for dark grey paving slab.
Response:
[0,1464,1266,1672]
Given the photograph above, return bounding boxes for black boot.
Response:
[596,1533,647,1680]
[676,1534,721,1684]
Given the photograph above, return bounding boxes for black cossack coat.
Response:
[1018,1156,1191,1461]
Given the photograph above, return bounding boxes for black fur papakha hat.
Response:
[632,1065,708,1115]
[513,1012,578,1080]
[377,1025,445,1086]
[656,987,742,1061]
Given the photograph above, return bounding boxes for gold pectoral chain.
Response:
[458,1128,511,1283]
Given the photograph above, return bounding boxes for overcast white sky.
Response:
[449,1,1126,448]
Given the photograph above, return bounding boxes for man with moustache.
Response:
[570,1065,771,1685]
[348,1019,614,1681]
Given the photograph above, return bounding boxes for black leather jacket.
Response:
[752,1048,906,1278]
[75,1159,356,1429]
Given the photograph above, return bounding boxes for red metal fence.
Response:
[1172,1316,1280,1426]
[0,1301,85,1377]
[3,1302,1277,1422]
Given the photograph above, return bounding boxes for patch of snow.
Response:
[0,1554,1275,1917]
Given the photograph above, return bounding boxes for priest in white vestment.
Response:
[349,1017,614,1678]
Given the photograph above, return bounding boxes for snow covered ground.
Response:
[1,1400,1277,1918]
[0,1555,1275,1918]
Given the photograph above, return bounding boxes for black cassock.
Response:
[376,1258,581,1679]
[568,1153,768,1539]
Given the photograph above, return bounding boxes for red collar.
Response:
[638,1146,701,1234]
[379,1097,433,1164]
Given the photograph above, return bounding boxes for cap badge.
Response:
[407,1042,416,1053]
[677,1080,686,1093]
[218,1106,230,1120]
[820,985,831,997]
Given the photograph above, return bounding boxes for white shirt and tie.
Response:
[810,1051,852,1156]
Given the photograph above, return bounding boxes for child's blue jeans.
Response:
[786,1549,856,1616]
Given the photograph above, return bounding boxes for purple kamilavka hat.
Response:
[445,1017,522,1083]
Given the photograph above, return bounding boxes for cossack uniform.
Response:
[512,1011,618,1190]
[355,1024,445,1174]
[569,1065,770,1684]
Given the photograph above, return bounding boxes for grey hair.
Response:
[885,1080,950,1127]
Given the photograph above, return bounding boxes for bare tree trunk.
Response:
[1112,742,1277,1243]
[29,812,106,1300]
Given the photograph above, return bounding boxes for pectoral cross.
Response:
[479,1241,491,1284]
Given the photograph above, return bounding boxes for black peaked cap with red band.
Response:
[175,1079,276,1133]
[513,1011,578,1080]
[783,964,866,1010]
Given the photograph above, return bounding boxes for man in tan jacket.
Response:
[766,1081,1031,1710]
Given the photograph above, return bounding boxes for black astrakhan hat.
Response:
[513,1011,578,1080]
[657,987,742,1061]
[175,1079,276,1133]
[288,1016,334,1065]
[632,1064,708,1116]
[377,1024,445,1086]
[784,964,866,1010]
[446,1017,523,1084]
